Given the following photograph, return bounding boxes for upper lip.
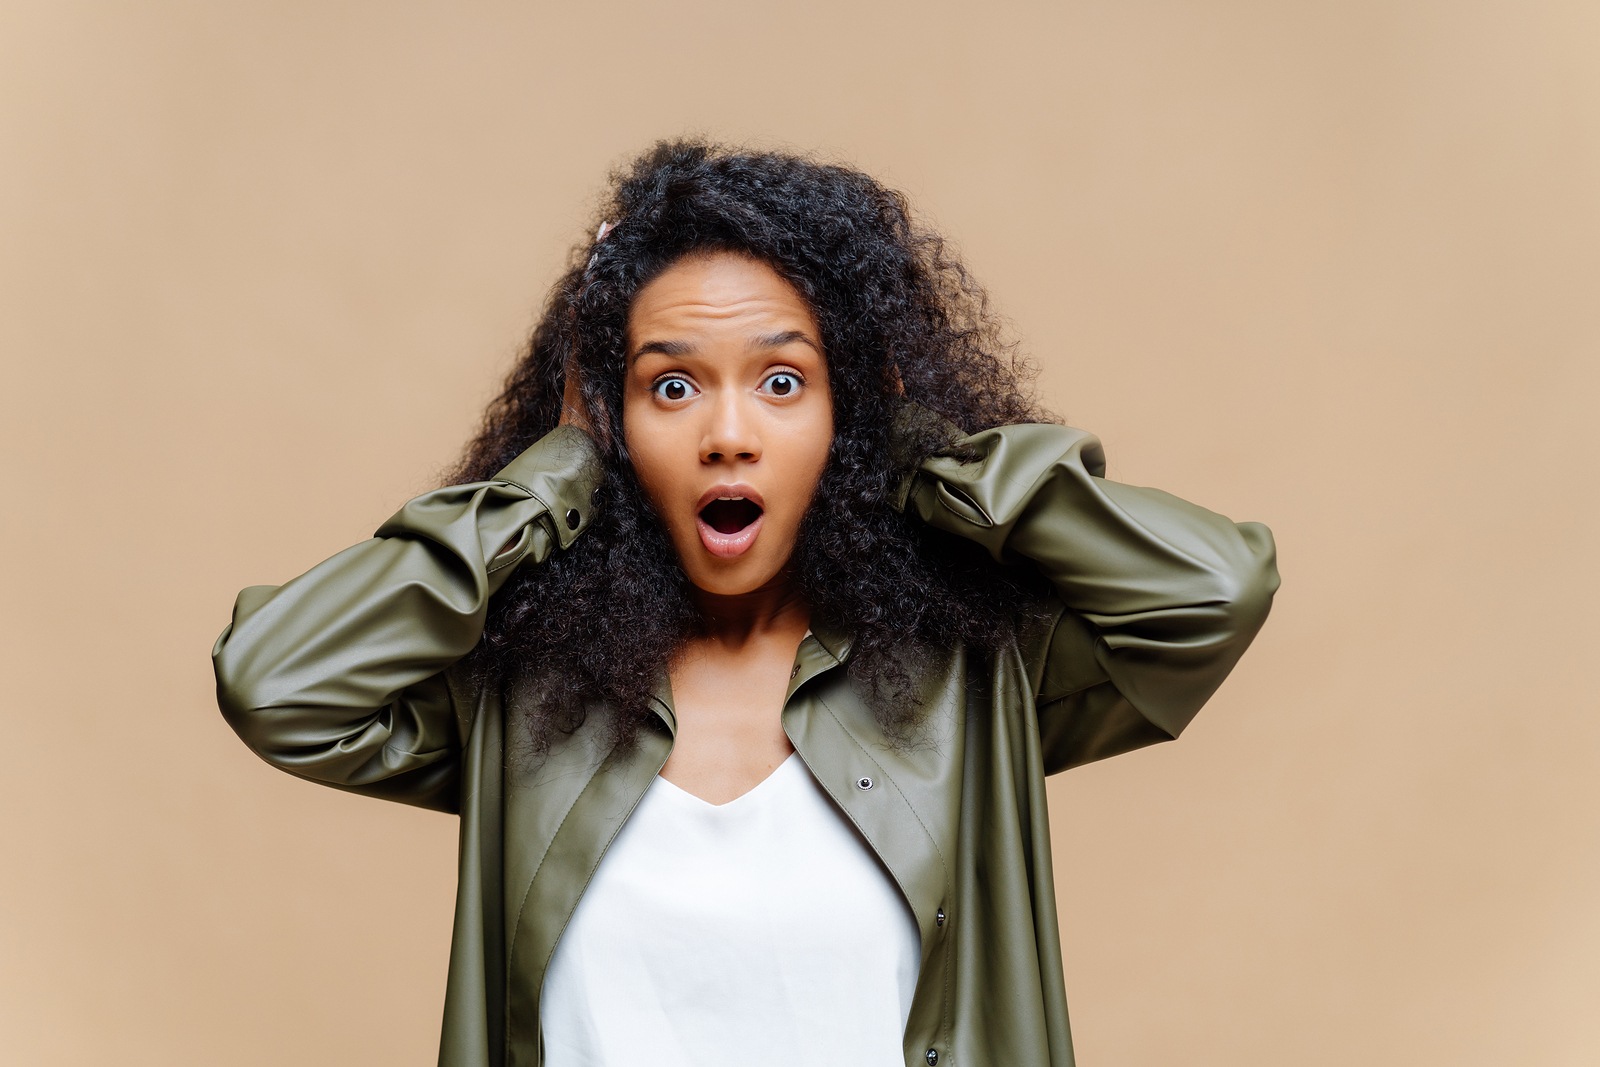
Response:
[696,483,765,513]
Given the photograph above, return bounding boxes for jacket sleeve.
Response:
[893,411,1280,775]
[211,425,604,813]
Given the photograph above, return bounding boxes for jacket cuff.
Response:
[492,425,604,551]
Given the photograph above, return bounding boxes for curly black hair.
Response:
[444,137,1058,758]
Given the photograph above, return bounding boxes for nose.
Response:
[700,391,760,464]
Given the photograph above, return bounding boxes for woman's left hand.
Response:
[559,354,598,440]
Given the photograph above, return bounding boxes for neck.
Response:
[690,573,811,647]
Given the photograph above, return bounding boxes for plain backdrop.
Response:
[3,2,1596,1064]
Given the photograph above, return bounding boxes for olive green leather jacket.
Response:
[212,418,1279,1067]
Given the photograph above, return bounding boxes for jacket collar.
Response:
[506,616,959,1060]
[807,616,855,664]
[647,617,857,736]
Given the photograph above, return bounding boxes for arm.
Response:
[892,409,1280,775]
[210,426,603,813]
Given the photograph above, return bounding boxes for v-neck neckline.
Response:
[653,751,800,810]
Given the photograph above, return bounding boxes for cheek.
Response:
[621,404,670,508]
[802,411,836,487]
[622,408,703,536]
[620,392,646,454]
[769,426,834,529]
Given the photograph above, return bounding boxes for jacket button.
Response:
[936,908,946,927]
[856,776,874,790]
[790,664,800,679]
[565,509,581,530]
[925,1050,939,1066]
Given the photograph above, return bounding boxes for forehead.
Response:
[626,252,820,351]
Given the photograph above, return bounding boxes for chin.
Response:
[683,563,784,599]
[671,542,786,598]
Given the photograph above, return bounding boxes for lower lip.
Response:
[696,512,763,559]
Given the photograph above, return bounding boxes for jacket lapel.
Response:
[784,624,965,961]
[500,697,672,1066]
[498,631,966,1062]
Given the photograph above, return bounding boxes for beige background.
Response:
[3,1,1595,1064]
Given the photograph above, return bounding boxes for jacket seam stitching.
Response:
[1037,676,1117,708]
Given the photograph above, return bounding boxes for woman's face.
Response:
[622,250,834,599]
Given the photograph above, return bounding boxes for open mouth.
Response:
[694,491,766,558]
[699,497,763,535]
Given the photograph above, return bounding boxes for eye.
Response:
[651,376,697,402]
[760,371,803,398]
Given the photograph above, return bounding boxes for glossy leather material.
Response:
[213,414,1279,1066]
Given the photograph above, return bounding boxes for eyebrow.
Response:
[631,330,821,360]
[749,330,821,354]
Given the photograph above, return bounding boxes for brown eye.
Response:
[652,377,695,402]
[763,372,801,397]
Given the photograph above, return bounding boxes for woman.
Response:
[213,139,1280,1067]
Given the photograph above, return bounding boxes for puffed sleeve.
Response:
[893,408,1279,774]
[211,425,603,812]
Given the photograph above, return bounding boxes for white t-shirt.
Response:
[539,751,922,1066]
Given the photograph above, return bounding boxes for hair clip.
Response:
[584,220,617,278]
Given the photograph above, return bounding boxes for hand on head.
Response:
[559,354,595,438]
